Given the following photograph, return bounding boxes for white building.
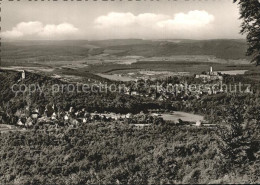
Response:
[21,70,25,79]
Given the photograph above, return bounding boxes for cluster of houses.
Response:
[13,104,163,128]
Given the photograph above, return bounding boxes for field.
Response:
[1,39,259,82]
[96,73,135,81]
[3,58,257,83]
[159,112,204,122]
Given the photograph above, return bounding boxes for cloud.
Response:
[94,12,169,28]
[93,11,215,39]
[95,12,136,28]
[136,13,170,27]
[39,23,79,37]
[3,11,215,40]
[2,21,43,39]
[2,30,24,39]
[157,10,214,29]
[2,21,78,39]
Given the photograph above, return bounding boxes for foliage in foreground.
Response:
[234,0,260,65]
[0,122,259,184]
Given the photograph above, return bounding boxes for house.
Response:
[51,112,57,120]
[64,113,70,122]
[31,109,39,119]
[245,86,252,93]
[125,113,133,119]
[75,111,79,117]
[131,91,139,96]
[110,113,117,120]
[25,117,33,127]
[195,121,202,127]
[208,89,213,95]
[69,106,74,113]
[17,119,24,126]
[101,115,108,121]
[124,87,131,95]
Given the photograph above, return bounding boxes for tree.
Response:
[234,0,260,65]
[217,101,260,169]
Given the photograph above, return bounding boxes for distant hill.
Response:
[2,39,249,62]
[103,39,249,60]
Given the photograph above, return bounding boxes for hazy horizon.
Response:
[2,38,247,42]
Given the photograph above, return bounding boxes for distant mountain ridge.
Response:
[2,39,249,61]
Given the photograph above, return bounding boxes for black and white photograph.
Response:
[0,0,260,184]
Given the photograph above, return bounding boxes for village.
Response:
[11,105,165,129]
[0,66,234,131]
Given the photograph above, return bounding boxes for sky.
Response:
[1,0,244,40]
